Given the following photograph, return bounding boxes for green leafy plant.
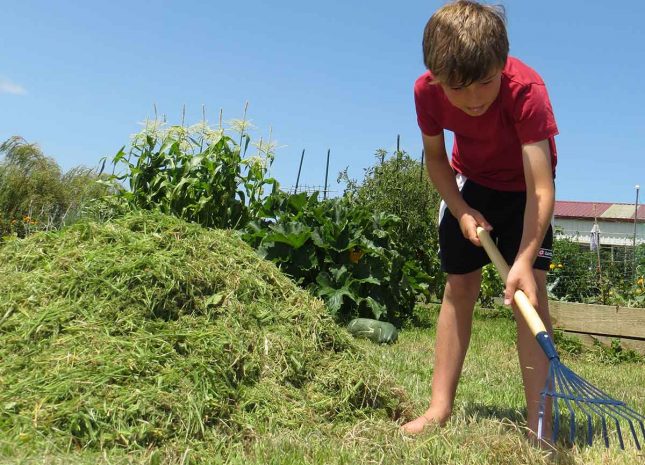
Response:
[243,191,417,324]
[591,338,643,365]
[479,263,504,308]
[548,238,645,307]
[104,117,278,230]
[340,149,443,300]
[547,238,596,302]
[553,330,583,356]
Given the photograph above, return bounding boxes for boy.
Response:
[401,0,558,443]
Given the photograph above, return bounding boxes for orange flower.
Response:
[349,248,364,264]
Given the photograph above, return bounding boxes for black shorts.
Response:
[438,177,553,274]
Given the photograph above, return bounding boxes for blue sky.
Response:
[1,0,643,203]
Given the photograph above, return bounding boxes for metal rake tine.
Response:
[625,420,642,451]
[558,364,610,447]
[547,342,643,450]
[564,374,597,446]
[586,414,593,446]
[553,363,577,445]
[567,366,625,406]
[616,417,625,449]
[543,363,561,444]
[573,372,644,427]
[560,366,617,448]
[551,357,630,449]
[572,371,644,450]
[564,366,643,449]
[601,415,610,448]
[538,389,548,441]
[553,391,561,445]
[614,415,643,451]
[628,423,642,451]
[538,363,555,442]
[609,403,645,445]
[555,363,596,446]
[565,367,639,414]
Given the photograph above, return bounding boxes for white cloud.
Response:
[0,77,27,95]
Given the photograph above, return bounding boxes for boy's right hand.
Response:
[456,207,492,247]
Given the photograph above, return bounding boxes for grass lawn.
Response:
[1,306,643,465]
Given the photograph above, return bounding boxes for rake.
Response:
[476,227,645,449]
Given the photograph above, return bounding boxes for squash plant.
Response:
[339,149,443,301]
[243,191,418,323]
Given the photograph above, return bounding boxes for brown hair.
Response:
[422,0,509,87]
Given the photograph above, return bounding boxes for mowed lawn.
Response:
[1,307,644,465]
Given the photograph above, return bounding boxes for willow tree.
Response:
[0,136,109,236]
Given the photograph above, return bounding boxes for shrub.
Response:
[340,149,443,299]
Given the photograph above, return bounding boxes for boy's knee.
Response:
[445,269,482,298]
[447,269,482,284]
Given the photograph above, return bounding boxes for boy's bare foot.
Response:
[400,408,450,435]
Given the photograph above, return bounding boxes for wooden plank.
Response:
[548,300,645,340]
[560,330,645,355]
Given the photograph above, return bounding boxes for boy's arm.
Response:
[422,132,492,246]
[504,139,555,307]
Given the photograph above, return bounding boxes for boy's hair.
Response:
[423,0,509,87]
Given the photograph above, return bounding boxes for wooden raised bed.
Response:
[548,300,645,354]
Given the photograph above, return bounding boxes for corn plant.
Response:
[104,117,278,230]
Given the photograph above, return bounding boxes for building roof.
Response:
[554,200,645,221]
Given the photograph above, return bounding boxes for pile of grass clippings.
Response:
[0,211,408,451]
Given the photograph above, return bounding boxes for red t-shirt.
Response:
[414,56,558,191]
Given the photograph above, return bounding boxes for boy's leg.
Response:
[401,269,482,434]
[513,269,553,443]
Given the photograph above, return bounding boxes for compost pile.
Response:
[0,212,407,449]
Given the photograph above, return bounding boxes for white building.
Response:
[553,201,645,247]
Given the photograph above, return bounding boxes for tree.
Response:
[0,136,109,236]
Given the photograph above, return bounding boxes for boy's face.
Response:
[439,68,502,117]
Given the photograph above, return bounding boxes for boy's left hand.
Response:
[504,259,538,308]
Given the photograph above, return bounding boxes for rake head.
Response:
[536,333,645,449]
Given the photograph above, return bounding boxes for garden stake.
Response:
[476,227,645,449]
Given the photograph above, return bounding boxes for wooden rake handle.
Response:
[476,227,548,338]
